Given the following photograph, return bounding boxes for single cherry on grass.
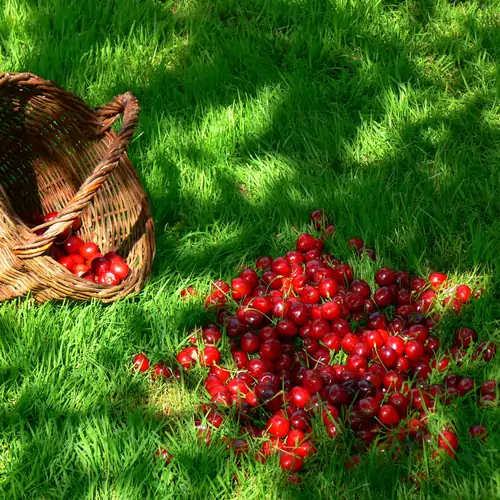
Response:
[133,354,150,373]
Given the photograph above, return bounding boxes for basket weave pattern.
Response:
[0,72,155,302]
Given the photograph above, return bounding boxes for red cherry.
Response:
[180,286,197,299]
[285,250,304,265]
[267,415,291,438]
[365,330,386,349]
[240,332,261,353]
[327,383,352,406]
[411,276,427,292]
[348,238,364,250]
[103,251,119,262]
[455,284,471,302]
[70,254,84,265]
[290,386,311,409]
[232,350,249,369]
[429,272,447,289]
[367,312,387,330]
[417,289,437,312]
[319,301,340,321]
[409,388,430,411]
[201,325,222,345]
[133,353,150,373]
[374,287,395,307]
[478,394,498,407]
[110,257,130,280]
[346,354,368,373]
[407,325,428,342]
[240,267,259,286]
[211,280,230,298]
[276,319,298,339]
[73,264,90,278]
[360,247,376,261]
[153,362,172,380]
[388,392,409,417]
[279,451,304,472]
[437,430,458,458]
[474,341,496,361]
[248,296,273,315]
[455,327,477,348]
[395,270,410,288]
[86,252,104,269]
[63,235,83,255]
[469,424,488,442]
[332,263,353,284]
[79,242,100,260]
[344,292,365,312]
[322,333,342,352]
[323,224,335,237]
[405,340,425,361]
[318,278,338,299]
[201,347,220,366]
[375,268,396,286]
[241,309,265,329]
[377,346,398,369]
[426,336,440,352]
[155,447,172,464]
[71,216,82,231]
[259,339,282,361]
[296,233,318,252]
[356,397,379,418]
[256,256,273,270]
[412,362,431,381]
[331,318,352,336]
[309,319,330,339]
[383,371,404,391]
[272,257,291,277]
[98,271,120,286]
[310,209,328,230]
[351,342,371,358]
[480,380,497,395]
[457,377,475,396]
[302,370,324,394]
[350,279,371,298]
[231,278,252,299]
[377,404,400,427]
[341,333,360,353]
[225,315,245,338]
[290,410,311,432]
[91,257,111,276]
[58,256,76,272]
[396,356,411,373]
[386,336,405,356]
[300,286,321,304]
[294,439,316,459]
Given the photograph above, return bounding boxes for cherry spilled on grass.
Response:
[139,210,496,481]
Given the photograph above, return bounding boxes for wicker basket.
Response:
[0,72,155,303]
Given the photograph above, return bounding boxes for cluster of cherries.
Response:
[25,211,130,285]
[133,211,497,481]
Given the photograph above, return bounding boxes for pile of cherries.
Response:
[133,211,497,479]
[25,211,130,285]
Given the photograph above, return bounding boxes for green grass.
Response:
[1,0,500,498]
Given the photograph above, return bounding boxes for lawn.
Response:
[1,0,500,498]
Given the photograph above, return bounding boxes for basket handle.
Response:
[13,92,140,258]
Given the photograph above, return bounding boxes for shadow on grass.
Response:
[2,0,500,497]
[4,0,499,280]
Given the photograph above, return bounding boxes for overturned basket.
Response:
[0,72,155,303]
